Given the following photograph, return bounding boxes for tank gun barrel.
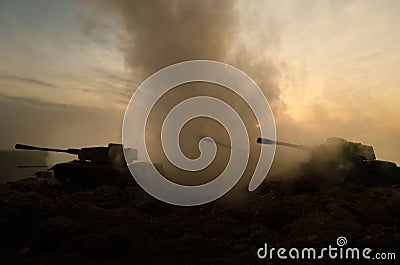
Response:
[15,144,80,155]
[256,138,311,152]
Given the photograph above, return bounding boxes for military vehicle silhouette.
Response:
[15,143,138,187]
[257,137,400,187]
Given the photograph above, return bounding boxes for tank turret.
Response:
[257,137,375,160]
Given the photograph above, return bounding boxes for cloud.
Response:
[0,93,67,109]
[0,92,123,151]
[0,72,56,88]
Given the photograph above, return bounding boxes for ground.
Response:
[0,175,399,264]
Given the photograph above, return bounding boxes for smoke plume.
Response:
[76,0,288,198]
[80,0,282,104]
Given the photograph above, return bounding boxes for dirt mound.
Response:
[0,176,399,264]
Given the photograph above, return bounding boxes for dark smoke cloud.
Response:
[79,0,282,104]
[86,0,238,73]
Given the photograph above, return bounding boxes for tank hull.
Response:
[51,160,135,187]
[346,160,400,187]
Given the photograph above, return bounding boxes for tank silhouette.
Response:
[15,143,139,187]
[257,137,400,187]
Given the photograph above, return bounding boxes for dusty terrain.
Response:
[0,175,399,264]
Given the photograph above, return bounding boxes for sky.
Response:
[0,0,399,165]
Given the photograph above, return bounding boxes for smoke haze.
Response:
[78,0,287,191]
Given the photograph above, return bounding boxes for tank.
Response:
[15,143,139,187]
[257,137,400,187]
